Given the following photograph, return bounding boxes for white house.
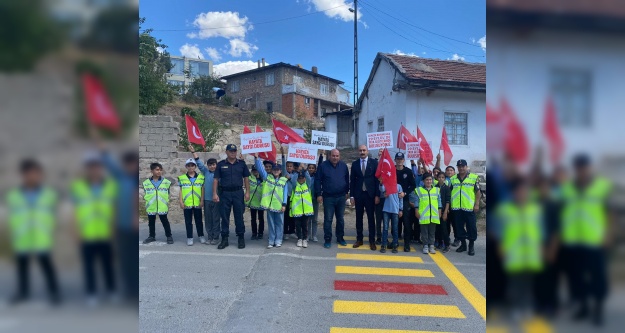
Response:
[338,53,486,168]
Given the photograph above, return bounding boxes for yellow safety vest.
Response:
[415,186,440,224]
[450,173,479,211]
[561,177,611,247]
[7,187,57,253]
[178,173,205,208]
[143,178,171,215]
[247,174,264,209]
[290,182,314,217]
[498,202,543,273]
[71,178,117,241]
[261,175,288,212]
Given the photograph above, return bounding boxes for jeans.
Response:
[250,208,265,236]
[183,208,204,238]
[323,195,346,242]
[453,210,477,241]
[81,242,115,296]
[309,199,319,240]
[283,196,295,234]
[382,212,399,247]
[420,223,436,245]
[267,211,284,246]
[148,214,172,237]
[294,215,309,240]
[398,196,411,244]
[14,253,59,300]
[220,189,246,238]
[355,190,376,243]
[204,200,221,240]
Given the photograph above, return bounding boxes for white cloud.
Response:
[393,49,418,57]
[478,35,486,51]
[308,0,362,22]
[187,11,251,39]
[156,46,164,54]
[449,54,465,61]
[228,39,258,58]
[205,47,221,61]
[179,44,204,59]
[213,60,268,77]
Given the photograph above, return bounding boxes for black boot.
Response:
[468,240,475,256]
[238,236,245,249]
[217,236,229,249]
[456,240,467,252]
[592,302,604,327]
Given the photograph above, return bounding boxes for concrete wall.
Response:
[139,115,180,161]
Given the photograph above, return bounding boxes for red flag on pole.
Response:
[375,149,398,195]
[397,124,417,150]
[543,97,565,163]
[440,127,453,166]
[243,125,252,134]
[185,115,205,149]
[256,125,277,162]
[417,127,434,166]
[272,118,305,144]
[500,97,529,164]
[82,73,121,131]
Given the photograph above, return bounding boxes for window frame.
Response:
[377,117,384,132]
[231,80,240,93]
[443,111,469,146]
[265,72,275,86]
[550,68,592,128]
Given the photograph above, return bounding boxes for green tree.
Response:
[81,6,139,54]
[139,17,174,115]
[179,107,222,152]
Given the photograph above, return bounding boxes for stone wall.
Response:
[139,115,179,160]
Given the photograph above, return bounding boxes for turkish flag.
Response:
[543,97,565,163]
[375,148,398,195]
[272,119,305,144]
[256,125,277,162]
[417,127,434,166]
[397,124,417,150]
[500,97,529,163]
[82,73,121,131]
[440,127,453,166]
[185,115,205,148]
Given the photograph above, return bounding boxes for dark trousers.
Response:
[148,214,172,237]
[118,230,138,302]
[535,251,561,314]
[453,210,477,241]
[284,196,295,234]
[397,197,411,242]
[14,253,59,299]
[81,242,115,296]
[355,190,376,243]
[564,246,608,307]
[449,210,458,241]
[204,200,221,240]
[486,235,507,308]
[294,215,309,240]
[250,208,265,236]
[375,198,385,240]
[435,217,451,246]
[183,208,204,238]
[220,189,245,237]
[410,207,420,241]
[323,195,346,242]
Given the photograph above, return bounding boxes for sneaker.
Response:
[187,238,193,246]
[392,246,398,254]
[297,239,303,247]
[276,243,282,248]
[302,240,308,248]
[200,236,206,244]
[210,239,218,245]
[166,236,174,244]
[429,245,436,254]
[338,239,347,246]
[323,242,331,249]
[442,246,450,253]
[143,236,155,244]
[422,245,429,254]
[312,236,319,242]
[267,244,274,249]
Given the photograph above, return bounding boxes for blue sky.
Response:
[140,0,485,102]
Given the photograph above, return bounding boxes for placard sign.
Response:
[240,131,272,154]
[406,142,421,159]
[311,130,337,150]
[366,131,393,150]
[286,143,318,164]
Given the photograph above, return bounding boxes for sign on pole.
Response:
[240,131,272,154]
[366,131,394,150]
[405,142,421,159]
[311,130,337,150]
[286,143,318,164]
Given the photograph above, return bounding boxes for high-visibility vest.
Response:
[498,202,543,273]
[561,177,611,247]
[290,182,314,217]
[415,186,440,225]
[246,174,264,209]
[178,173,204,208]
[7,187,57,253]
[142,178,171,215]
[450,173,479,211]
[260,175,288,212]
[71,179,117,242]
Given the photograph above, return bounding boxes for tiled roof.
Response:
[382,53,486,85]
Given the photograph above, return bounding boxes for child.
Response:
[435,171,451,253]
[189,145,221,245]
[307,162,319,242]
[291,172,314,248]
[411,173,442,254]
[257,158,289,248]
[247,164,265,240]
[379,179,404,254]
[178,158,205,246]
[142,162,173,244]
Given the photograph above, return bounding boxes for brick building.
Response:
[221,61,352,119]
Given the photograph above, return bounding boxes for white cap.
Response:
[185,158,197,166]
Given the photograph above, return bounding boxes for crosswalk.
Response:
[329,236,486,332]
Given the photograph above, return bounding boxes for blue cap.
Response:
[226,144,237,151]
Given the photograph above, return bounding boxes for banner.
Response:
[311,130,337,150]
[240,131,272,154]
[286,143,318,164]
[366,131,393,150]
[406,142,421,159]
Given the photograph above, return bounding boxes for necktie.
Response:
[361,159,366,191]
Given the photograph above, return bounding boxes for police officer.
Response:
[213,144,251,249]
[449,159,481,256]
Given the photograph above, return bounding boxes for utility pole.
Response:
[353,0,358,107]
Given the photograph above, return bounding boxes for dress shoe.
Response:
[352,241,363,248]
[217,237,229,249]
[238,236,245,249]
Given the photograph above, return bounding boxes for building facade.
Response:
[167,56,213,92]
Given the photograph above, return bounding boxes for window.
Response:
[267,102,273,112]
[320,83,328,95]
[444,112,468,145]
[231,80,240,92]
[305,97,311,107]
[188,60,210,77]
[265,73,275,86]
[167,80,185,94]
[170,58,184,75]
[377,117,384,131]
[293,75,303,85]
[551,68,591,127]
[320,107,327,117]
[367,121,373,133]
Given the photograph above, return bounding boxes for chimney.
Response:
[312,66,318,74]
[257,60,261,68]
[297,64,302,68]
[262,58,265,67]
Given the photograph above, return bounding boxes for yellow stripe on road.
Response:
[338,245,417,252]
[336,266,433,277]
[331,328,457,333]
[430,253,486,320]
[336,253,423,263]
[333,300,465,318]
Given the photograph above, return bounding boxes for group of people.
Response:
[143,143,482,256]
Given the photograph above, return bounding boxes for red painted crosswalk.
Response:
[334,280,447,295]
